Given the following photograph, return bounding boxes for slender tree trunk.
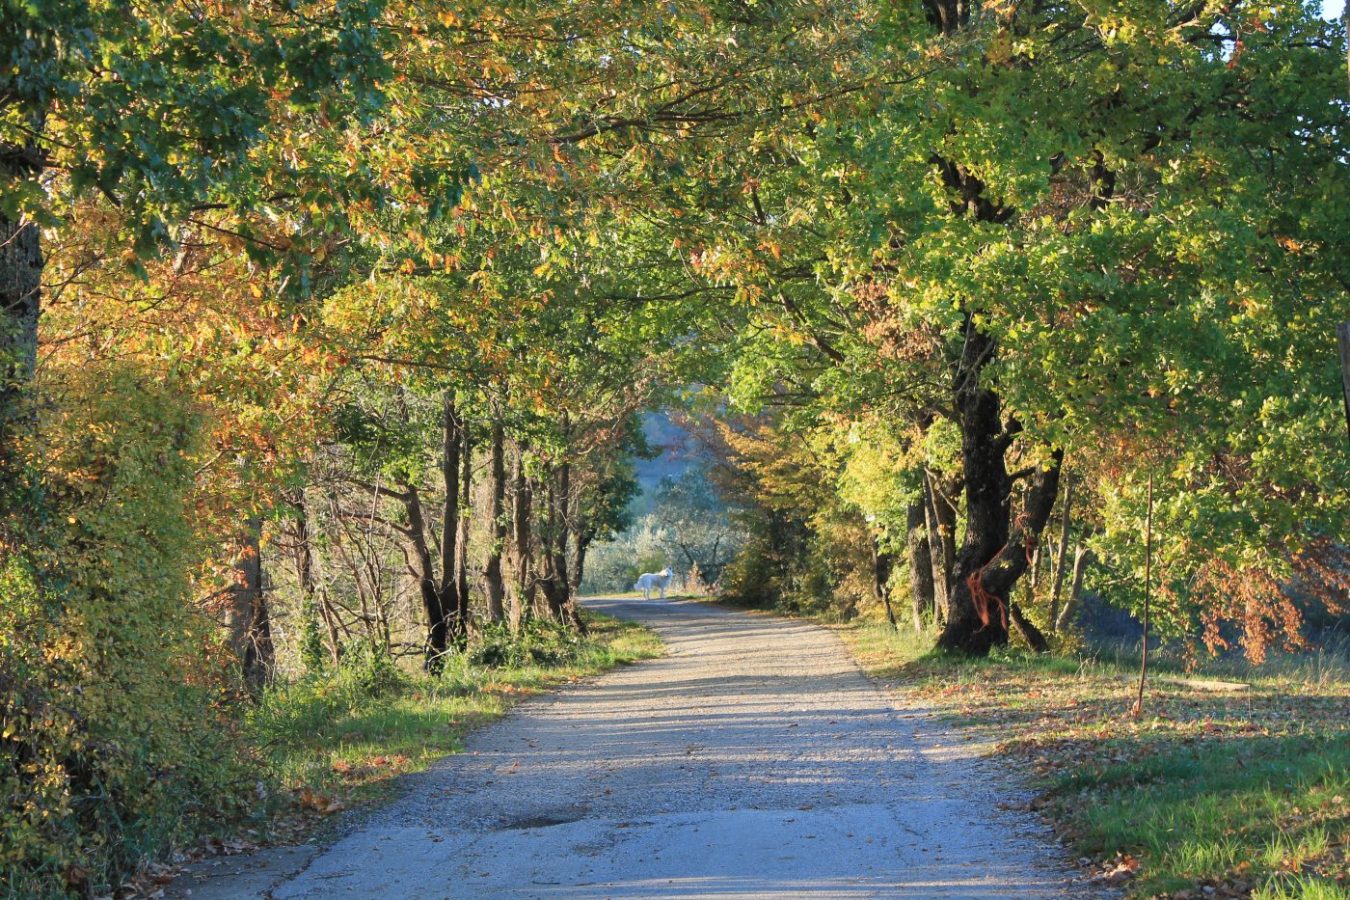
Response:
[0,184,41,480]
[870,536,898,628]
[290,489,340,667]
[455,416,472,642]
[1056,544,1092,632]
[402,483,447,669]
[569,531,591,600]
[552,461,571,602]
[924,470,957,622]
[1047,475,1075,633]
[224,520,274,689]
[506,443,533,630]
[536,471,567,622]
[438,394,463,648]
[906,498,934,630]
[482,420,507,623]
[937,324,1062,655]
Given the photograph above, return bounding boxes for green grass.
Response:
[246,612,663,829]
[836,621,1349,899]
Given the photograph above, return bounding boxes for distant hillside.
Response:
[631,411,701,515]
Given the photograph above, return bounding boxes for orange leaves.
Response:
[297,787,346,815]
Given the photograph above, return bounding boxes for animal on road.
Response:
[634,567,674,600]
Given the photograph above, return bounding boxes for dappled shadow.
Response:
[257,596,1083,898]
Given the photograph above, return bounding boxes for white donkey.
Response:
[634,567,674,600]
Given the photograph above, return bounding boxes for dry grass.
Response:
[838,623,1349,899]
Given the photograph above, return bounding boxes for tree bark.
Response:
[906,498,934,631]
[223,520,274,689]
[289,489,341,667]
[455,415,472,643]
[0,191,41,478]
[569,532,591,601]
[924,469,958,622]
[870,535,898,628]
[401,482,448,669]
[506,442,533,630]
[482,421,507,623]
[438,394,464,649]
[1055,544,1092,632]
[937,323,1063,655]
[1047,475,1074,633]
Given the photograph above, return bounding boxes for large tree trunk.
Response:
[223,520,274,689]
[937,324,1062,655]
[438,395,464,649]
[906,498,934,631]
[482,421,507,623]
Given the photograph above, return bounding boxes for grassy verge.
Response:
[245,612,663,836]
[838,623,1348,899]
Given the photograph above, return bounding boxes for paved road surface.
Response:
[175,598,1084,898]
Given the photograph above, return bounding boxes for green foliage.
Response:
[470,620,584,669]
[1,367,254,897]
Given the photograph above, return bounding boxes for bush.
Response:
[469,620,583,669]
[1,368,254,897]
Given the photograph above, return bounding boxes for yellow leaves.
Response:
[986,29,1014,66]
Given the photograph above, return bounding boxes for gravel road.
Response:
[175,598,1085,898]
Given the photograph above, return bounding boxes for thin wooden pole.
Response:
[1134,472,1153,718]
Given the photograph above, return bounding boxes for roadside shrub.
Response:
[469,620,583,669]
[1,368,253,897]
[333,639,406,703]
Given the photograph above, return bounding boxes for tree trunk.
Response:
[1055,544,1092,632]
[402,483,447,669]
[438,395,464,649]
[870,535,898,628]
[937,324,1062,655]
[1047,475,1075,633]
[482,421,507,623]
[551,461,571,605]
[536,472,567,622]
[906,498,934,630]
[1009,600,1051,652]
[290,489,341,667]
[223,520,274,689]
[455,415,472,642]
[506,444,533,630]
[569,532,590,600]
[924,470,958,623]
[0,196,41,478]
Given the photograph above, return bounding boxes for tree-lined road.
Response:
[181,600,1082,898]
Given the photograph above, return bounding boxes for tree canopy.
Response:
[1,0,1346,892]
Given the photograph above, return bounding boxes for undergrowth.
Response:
[248,612,662,823]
